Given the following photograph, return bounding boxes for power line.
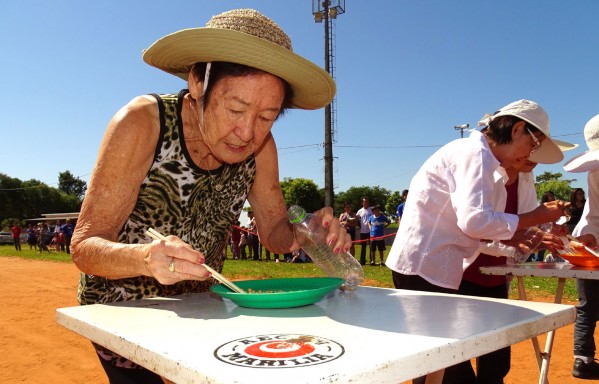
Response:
[279,131,583,151]
[3,131,584,192]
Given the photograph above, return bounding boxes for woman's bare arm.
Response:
[71,96,207,282]
[248,134,351,254]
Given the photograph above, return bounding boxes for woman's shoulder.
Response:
[118,95,158,120]
[106,95,160,142]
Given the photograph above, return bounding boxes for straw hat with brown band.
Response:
[142,8,336,110]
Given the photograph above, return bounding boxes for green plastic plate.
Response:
[210,277,344,309]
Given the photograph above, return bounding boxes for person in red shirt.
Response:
[11,223,22,251]
[230,222,241,260]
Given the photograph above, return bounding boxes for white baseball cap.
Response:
[479,99,570,164]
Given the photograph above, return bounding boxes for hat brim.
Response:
[528,139,578,164]
[528,137,565,164]
[554,139,579,152]
[495,110,564,164]
[564,150,599,173]
[142,28,335,110]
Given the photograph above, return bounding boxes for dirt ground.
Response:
[0,257,596,384]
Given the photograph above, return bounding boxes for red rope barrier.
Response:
[351,232,396,243]
[232,225,396,244]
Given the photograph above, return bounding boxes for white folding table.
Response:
[56,285,574,384]
[480,262,599,384]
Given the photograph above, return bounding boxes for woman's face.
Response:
[200,73,285,164]
[499,122,544,169]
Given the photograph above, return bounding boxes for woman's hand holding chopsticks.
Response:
[146,228,246,293]
[145,228,211,285]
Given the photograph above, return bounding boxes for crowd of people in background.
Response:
[2,187,584,266]
[228,219,310,263]
[6,219,75,254]
[219,180,587,267]
[228,196,399,266]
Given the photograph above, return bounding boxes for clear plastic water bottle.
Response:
[512,222,553,263]
[288,205,364,291]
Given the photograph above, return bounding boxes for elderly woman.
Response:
[386,100,570,384]
[387,100,569,292]
[71,9,349,383]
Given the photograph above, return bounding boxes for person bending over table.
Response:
[386,99,569,384]
[70,9,350,384]
[457,152,573,383]
[563,113,599,380]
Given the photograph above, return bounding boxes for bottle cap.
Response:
[288,205,306,224]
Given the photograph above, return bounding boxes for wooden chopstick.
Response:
[146,227,246,293]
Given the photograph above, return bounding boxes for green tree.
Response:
[534,170,577,202]
[536,179,572,202]
[280,177,323,212]
[535,171,577,186]
[0,173,23,220]
[536,171,563,184]
[334,186,392,215]
[58,171,87,201]
[0,173,82,223]
[534,171,573,202]
[1,218,25,231]
[385,191,403,215]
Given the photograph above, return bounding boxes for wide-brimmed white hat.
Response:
[564,114,599,173]
[142,9,335,110]
[479,99,568,164]
[552,139,579,152]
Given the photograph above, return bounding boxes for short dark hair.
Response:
[191,62,294,119]
[541,191,555,203]
[484,115,539,145]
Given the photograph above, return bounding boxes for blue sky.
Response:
[2,1,598,196]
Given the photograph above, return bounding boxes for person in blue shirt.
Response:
[61,219,75,254]
[368,205,390,266]
[395,189,409,225]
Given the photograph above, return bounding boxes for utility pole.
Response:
[313,0,345,208]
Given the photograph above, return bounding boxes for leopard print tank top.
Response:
[78,90,256,305]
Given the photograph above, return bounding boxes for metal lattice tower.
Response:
[328,15,338,144]
[312,0,345,207]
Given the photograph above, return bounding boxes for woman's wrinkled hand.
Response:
[569,234,598,252]
[144,235,210,285]
[504,228,544,260]
[550,223,569,237]
[537,200,571,223]
[540,232,566,256]
[314,207,353,254]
